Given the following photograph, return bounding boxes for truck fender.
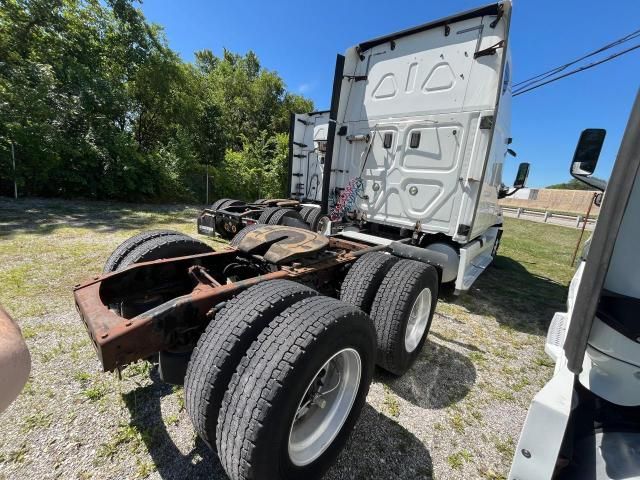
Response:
[389,242,459,283]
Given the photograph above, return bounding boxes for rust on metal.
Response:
[328,236,369,252]
[74,229,372,372]
[238,225,330,264]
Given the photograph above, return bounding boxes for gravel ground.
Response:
[0,305,552,480]
[0,199,573,480]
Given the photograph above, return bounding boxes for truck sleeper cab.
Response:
[199,0,529,293]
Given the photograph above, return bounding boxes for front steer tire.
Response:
[184,280,318,449]
[216,296,376,480]
[369,259,439,375]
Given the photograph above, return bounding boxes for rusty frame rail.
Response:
[74,239,368,372]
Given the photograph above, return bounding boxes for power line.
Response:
[514,27,640,90]
[513,42,640,97]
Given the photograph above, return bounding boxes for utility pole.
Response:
[571,192,596,266]
[11,142,17,200]
[205,162,209,205]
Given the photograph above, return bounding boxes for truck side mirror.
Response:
[514,162,530,188]
[570,129,606,177]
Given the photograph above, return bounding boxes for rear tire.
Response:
[217,296,376,480]
[306,209,330,233]
[229,223,262,247]
[185,280,317,449]
[369,259,439,375]
[210,198,234,211]
[267,208,304,226]
[118,233,213,270]
[103,229,179,273]
[340,252,398,313]
[258,206,281,224]
[299,206,318,223]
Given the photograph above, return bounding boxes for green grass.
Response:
[172,385,186,412]
[135,458,156,478]
[451,217,587,336]
[449,411,466,434]
[447,449,473,469]
[382,385,400,418]
[495,436,515,459]
[97,424,145,459]
[0,198,223,319]
[83,382,108,402]
[499,217,586,285]
[73,371,92,384]
[124,361,152,379]
[164,413,180,426]
[3,443,29,464]
[21,412,52,433]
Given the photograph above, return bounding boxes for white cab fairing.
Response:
[289,111,330,202]
[327,4,512,242]
[287,3,513,291]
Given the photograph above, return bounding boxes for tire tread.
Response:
[340,252,398,313]
[217,296,375,480]
[118,233,212,269]
[369,259,438,374]
[103,229,179,273]
[184,280,317,449]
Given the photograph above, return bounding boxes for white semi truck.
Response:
[199,0,529,293]
[76,4,529,480]
[510,92,640,479]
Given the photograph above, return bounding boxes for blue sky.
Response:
[140,0,639,188]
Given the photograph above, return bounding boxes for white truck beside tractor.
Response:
[510,92,640,479]
[75,3,527,479]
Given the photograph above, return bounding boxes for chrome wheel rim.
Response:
[288,348,361,466]
[404,288,432,353]
[316,216,331,235]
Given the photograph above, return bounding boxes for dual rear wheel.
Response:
[105,230,439,480]
[256,205,330,233]
[185,281,376,480]
[340,252,439,375]
[182,255,437,480]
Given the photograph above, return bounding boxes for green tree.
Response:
[215,131,289,201]
[0,0,313,202]
[546,178,605,190]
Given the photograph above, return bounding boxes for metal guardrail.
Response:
[501,206,596,228]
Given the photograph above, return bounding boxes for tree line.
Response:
[0,0,313,203]
[546,178,604,190]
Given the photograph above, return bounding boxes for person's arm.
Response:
[0,306,31,413]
